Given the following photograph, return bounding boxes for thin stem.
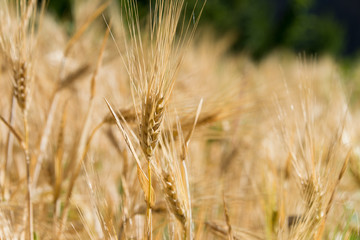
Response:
[24,111,34,240]
[58,101,95,237]
[33,91,60,187]
[33,49,67,188]
[182,160,192,240]
[146,160,152,240]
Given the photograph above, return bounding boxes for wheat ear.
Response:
[139,94,166,239]
[140,95,165,158]
[163,173,188,227]
[13,61,28,110]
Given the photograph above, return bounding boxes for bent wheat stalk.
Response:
[58,25,110,237]
[32,2,109,187]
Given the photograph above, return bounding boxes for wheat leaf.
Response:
[0,115,24,148]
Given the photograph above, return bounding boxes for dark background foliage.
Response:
[43,0,360,60]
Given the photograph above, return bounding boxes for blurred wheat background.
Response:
[0,0,360,240]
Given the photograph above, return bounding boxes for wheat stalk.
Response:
[0,1,39,239]
[58,24,110,238]
[119,0,202,236]
[32,2,109,188]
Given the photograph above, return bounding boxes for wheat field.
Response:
[0,0,359,239]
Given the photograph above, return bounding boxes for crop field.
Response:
[0,0,359,239]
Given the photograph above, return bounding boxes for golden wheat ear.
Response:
[13,61,28,110]
[163,172,188,226]
[140,94,165,159]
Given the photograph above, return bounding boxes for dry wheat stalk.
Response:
[118,0,202,238]
[58,25,110,238]
[32,1,109,188]
[0,1,40,239]
[275,79,351,239]
[139,93,166,239]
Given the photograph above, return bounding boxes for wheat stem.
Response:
[33,91,61,187]
[182,160,192,240]
[147,160,153,240]
[23,111,33,240]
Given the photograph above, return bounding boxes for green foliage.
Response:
[43,0,346,59]
[45,0,72,20]
[284,14,344,56]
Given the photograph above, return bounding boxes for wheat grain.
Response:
[163,172,187,227]
[13,61,28,110]
[140,95,165,159]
